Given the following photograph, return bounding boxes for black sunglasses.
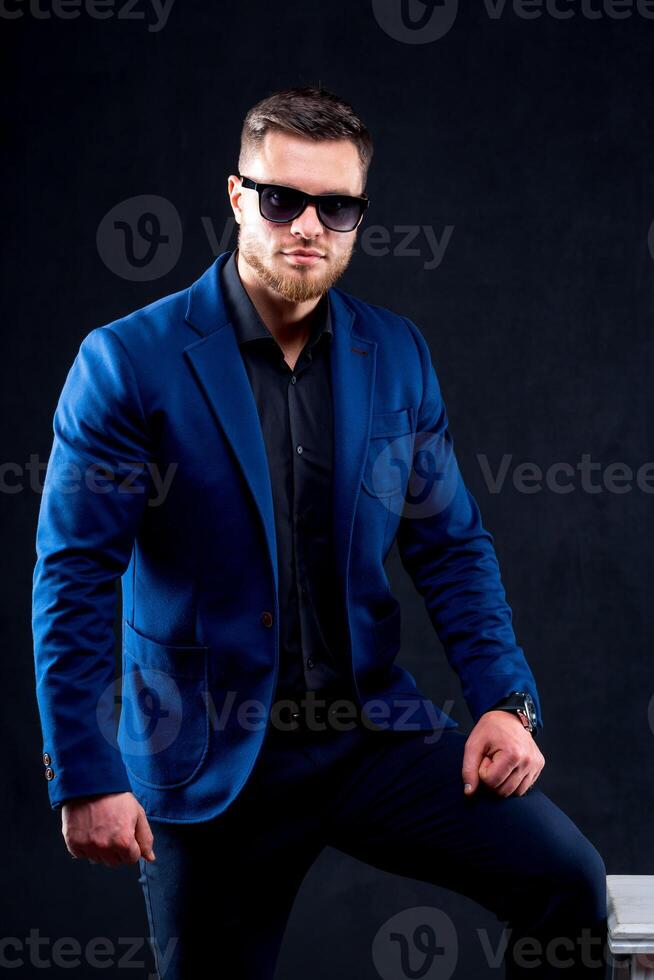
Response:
[238,175,370,233]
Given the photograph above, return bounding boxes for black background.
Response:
[3,1,653,977]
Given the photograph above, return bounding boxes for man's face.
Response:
[229,131,365,303]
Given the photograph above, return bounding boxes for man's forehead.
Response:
[258,176,358,195]
[252,133,363,193]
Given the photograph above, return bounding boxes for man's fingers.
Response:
[61,792,150,867]
[479,752,521,792]
[134,810,156,861]
[484,756,532,796]
[126,837,144,863]
[513,771,536,797]
[461,741,485,794]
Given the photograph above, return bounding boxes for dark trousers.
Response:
[137,722,608,978]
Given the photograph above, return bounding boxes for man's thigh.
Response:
[325,727,607,932]
[137,736,331,980]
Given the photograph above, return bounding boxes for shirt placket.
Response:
[286,347,339,696]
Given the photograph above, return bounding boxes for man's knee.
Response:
[553,835,607,923]
[576,840,607,918]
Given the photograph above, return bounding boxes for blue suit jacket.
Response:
[32,250,543,822]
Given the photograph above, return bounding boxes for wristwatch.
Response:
[489,691,538,736]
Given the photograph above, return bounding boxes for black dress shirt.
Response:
[220,248,354,712]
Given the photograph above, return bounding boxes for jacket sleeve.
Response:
[396,316,543,731]
[32,326,154,809]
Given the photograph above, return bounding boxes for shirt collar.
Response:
[220,247,333,350]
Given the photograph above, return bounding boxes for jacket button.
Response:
[42,753,51,766]
[44,767,55,781]
[260,611,273,628]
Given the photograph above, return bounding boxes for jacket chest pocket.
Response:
[117,620,210,789]
[361,408,415,498]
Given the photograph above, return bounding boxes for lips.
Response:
[282,250,325,265]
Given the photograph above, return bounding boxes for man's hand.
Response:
[462,710,545,798]
[62,791,156,868]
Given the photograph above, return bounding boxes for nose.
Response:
[289,203,324,239]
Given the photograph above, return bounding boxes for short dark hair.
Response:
[238,85,374,189]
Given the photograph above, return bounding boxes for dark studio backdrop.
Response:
[2,1,653,977]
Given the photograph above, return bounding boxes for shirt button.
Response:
[44,767,55,781]
[260,611,274,628]
[306,658,315,669]
[42,752,51,766]
[290,375,297,384]
[296,445,304,455]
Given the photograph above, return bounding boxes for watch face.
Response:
[523,693,536,727]
[514,691,536,729]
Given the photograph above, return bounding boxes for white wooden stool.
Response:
[607,875,654,978]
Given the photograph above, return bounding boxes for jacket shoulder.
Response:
[330,286,416,341]
[93,283,192,352]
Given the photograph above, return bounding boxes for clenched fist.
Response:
[62,791,156,868]
[462,710,545,799]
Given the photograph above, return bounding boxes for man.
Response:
[32,86,608,978]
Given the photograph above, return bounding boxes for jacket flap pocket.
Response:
[122,620,208,679]
[370,408,413,438]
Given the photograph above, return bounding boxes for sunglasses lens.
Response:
[258,183,366,231]
[319,196,364,232]
[260,185,304,222]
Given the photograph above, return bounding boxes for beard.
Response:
[237,225,355,303]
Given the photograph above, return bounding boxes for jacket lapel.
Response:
[183,252,376,604]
